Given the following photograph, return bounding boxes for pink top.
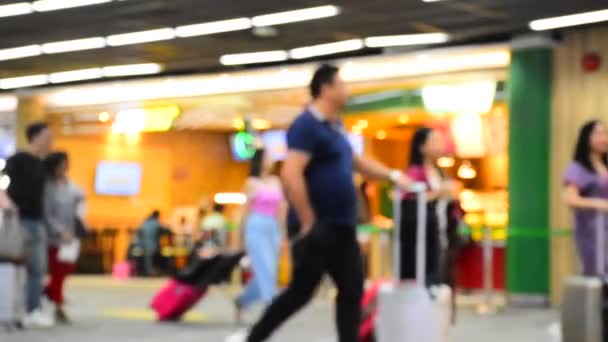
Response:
[250,187,283,217]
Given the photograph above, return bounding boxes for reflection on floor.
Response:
[1,276,558,342]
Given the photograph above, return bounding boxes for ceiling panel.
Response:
[0,0,606,83]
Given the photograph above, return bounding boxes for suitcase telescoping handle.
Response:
[596,212,605,276]
[392,182,428,286]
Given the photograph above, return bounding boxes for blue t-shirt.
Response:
[287,110,356,231]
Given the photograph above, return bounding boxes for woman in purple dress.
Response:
[564,120,608,275]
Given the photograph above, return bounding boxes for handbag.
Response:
[0,208,24,261]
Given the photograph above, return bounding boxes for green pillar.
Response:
[507,37,553,303]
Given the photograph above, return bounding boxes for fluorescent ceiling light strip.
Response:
[364,32,450,48]
[175,18,252,37]
[49,68,103,83]
[220,50,288,65]
[252,5,340,27]
[102,63,162,77]
[0,2,33,18]
[289,39,364,59]
[0,74,47,89]
[106,28,176,46]
[530,9,608,31]
[42,37,106,54]
[31,0,112,12]
[0,45,41,61]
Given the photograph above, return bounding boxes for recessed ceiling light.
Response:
[289,39,364,59]
[252,5,340,27]
[530,9,608,31]
[31,0,112,12]
[220,50,289,66]
[0,74,48,89]
[106,28,176,46]
[175,18,252,38]
[49,68,103,83]
[0,45,41,61]
[0,2,33,18]
[364,32,449,48]
[42,37,106,54]
[102,63,163,77]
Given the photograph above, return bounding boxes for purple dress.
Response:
[564,161,608,275]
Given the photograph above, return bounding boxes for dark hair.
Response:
[249,149,265,177]
[213,203,225,213]
[149,210,160,220]
[574,120,608,172]
[26,122,49,143]
[310,64,339,99]
[43,151,68,178]
[409,127,434,167]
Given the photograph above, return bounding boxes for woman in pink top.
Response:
[401,128,457,283]
[235,148,285,321]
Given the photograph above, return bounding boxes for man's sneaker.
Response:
[22,309,54,328]
[225,329,248,342]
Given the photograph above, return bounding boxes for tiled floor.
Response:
[1,276,559,342]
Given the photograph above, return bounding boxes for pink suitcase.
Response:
[150,279,207,321]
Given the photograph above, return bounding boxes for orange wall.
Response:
[54,130,249,229]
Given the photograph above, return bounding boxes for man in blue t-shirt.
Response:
[227,64,410,342]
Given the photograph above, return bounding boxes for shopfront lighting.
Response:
[451,112,486,158]
[0,95,17,112]
[42,37,106,54]
[98,111,110,123]
[175,18,252,38]
[112,108,146,134]
[376,130,387,140]
[437,156,455,168]
[0,74,47,89]
[102,63,162,77]
[364,32,449,48]
[0,45,41,61]
[106,28,176,46]
[220,50,289,66]
[252,118,272,130]
[0,2,33,18]
[49,68,103,84]
[457,160,477,180]
[32,0,111,11]
[44,45,509,107]
[214,192,247,205]
[422,80,497,115]
[530,9,608,31]
[251,5,340,27]
[289,39,364,59]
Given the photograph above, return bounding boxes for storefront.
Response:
[6,41,560,303]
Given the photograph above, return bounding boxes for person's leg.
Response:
[23,220,47,313]
[44,246,61,304]
[238,216,266,308]
[327,227,364,342]
[247,225,327,342]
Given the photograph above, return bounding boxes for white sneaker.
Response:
[22,309,54,328]
[225,330,248,342]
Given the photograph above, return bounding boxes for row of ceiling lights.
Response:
[0,2,606,91]
[0,5,345,62]
[0,63,160,89]
[0,0,127,18]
